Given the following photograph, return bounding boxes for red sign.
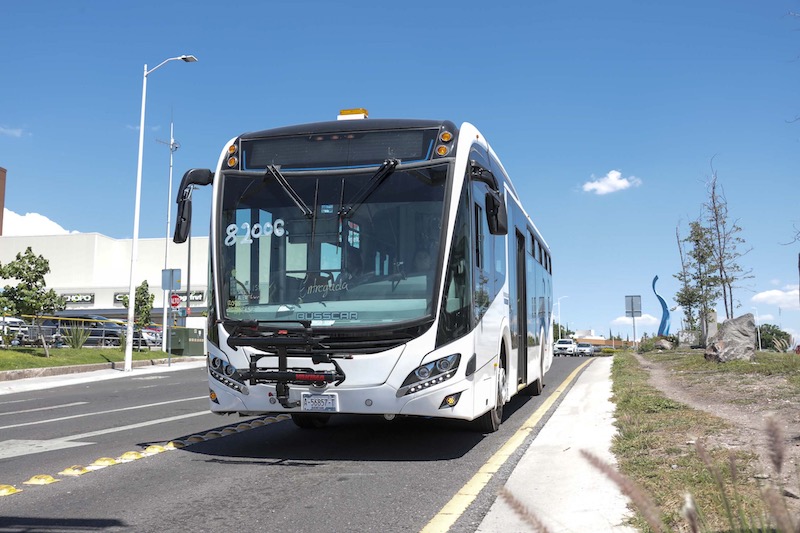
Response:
[170,293,182,308]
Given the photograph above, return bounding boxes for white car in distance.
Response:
[554,338,577,356]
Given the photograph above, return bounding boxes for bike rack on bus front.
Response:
[224,320,347,408]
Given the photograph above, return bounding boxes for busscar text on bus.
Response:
[172,109,554,432]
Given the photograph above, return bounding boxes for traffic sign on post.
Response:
[162,269,181,291]
[170,293,182,308]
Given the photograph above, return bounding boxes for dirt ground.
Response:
[634,351,800,507]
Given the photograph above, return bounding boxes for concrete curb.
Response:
[0,356,206,382]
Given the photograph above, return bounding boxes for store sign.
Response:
[61,293,95,304]
[177,291,205,303]
[112,291,205,304]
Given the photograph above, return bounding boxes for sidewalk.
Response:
[0,357,206,395]
[477,356,635,532]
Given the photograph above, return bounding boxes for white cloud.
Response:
[2,208,78,236]
[0,126,24,138]
[752,287,800,311]
[611,313,659,327]
[582,170,642,195]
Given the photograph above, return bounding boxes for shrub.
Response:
[63,325,91,349]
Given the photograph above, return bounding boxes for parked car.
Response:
[576,343,595,357]
[42,315,145,347]
[0,317,29,345]
[553,338,577,356]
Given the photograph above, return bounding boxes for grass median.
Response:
[0,346,172,372]
[611,349,800,532]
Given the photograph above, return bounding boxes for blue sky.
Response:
[2,1,799,342]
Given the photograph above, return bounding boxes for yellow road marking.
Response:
[420,359,594,533]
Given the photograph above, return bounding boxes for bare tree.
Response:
[703,166,752,320]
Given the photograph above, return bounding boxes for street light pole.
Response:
[124,54,197,373]
[157,120,180,355]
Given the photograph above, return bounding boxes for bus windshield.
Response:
[218,161,449,327]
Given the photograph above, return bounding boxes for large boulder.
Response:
[704,313,756,363]
[655,338,673,351]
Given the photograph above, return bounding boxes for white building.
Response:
[0,233,208,323]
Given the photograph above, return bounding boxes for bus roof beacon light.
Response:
[337,108,368,120]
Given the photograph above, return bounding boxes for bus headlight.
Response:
[397,353,460,397]
[208,356,249,395]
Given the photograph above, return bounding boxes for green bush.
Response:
[638,337,657,353]
[63,325,91,349]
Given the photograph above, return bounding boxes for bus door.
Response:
[515,229,527,385]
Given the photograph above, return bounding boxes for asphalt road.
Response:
[0,357,588,532]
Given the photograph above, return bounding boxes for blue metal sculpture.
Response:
[652,275,670,336]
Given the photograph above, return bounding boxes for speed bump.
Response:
[0,484,21,496]
[144,445,168,455]
[117,451,144,462]
[24,475,60,485]
[87,457,118,469]
[59,465,89,477]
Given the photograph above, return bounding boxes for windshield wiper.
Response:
[338,158,399,218]
[265,165,313,218]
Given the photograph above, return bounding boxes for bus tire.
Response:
[291,413,331,429]
[520,345,545,396]
[473,356,505,433]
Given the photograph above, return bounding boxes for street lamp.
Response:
[751,306,762,351]
[157,119,180,355]
[124,54,197,372]
[556,296,569,340]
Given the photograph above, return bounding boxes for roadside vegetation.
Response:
[0,346,170,372]
[608,349,799,532]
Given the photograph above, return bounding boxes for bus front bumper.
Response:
[207,372,490,422]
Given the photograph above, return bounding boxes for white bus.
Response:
[174,110,553,432]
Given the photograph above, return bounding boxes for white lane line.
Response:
[67,410,211,440]
[0,411,211,460]
[0,398,38,405]
[0,439,93,460]
[0,396,207,430]
[0,401,88,417]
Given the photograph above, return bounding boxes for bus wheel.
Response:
[291,413,331,429]
[520,345,545,396]
[474,357,505,433]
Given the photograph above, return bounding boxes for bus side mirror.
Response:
[174,168,213,244]
[485,190,508,235]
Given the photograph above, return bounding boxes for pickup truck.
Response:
[554,338,577,356]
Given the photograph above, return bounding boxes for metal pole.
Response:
[159,121,179,356]
[124,55,196,371]
[124,63,148,372]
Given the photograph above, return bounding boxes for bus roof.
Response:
[239,118,457,140]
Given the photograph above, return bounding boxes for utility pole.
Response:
[157,118,180,352]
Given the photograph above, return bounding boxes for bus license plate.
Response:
[301,393,337,412]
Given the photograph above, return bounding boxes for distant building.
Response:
[0,233,208,322]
